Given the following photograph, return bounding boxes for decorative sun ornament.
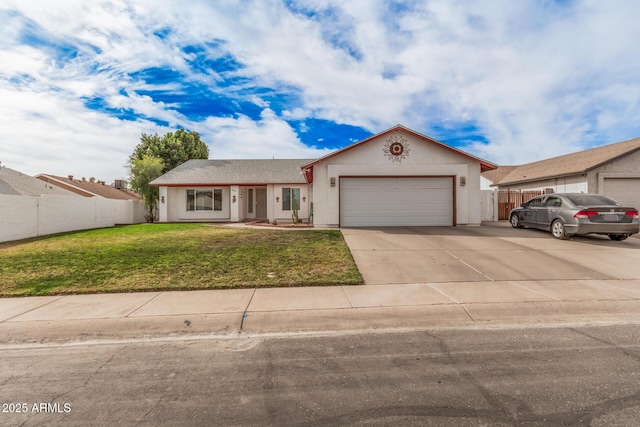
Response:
[383,135,410,163]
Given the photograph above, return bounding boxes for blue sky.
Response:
[1,0,640,182]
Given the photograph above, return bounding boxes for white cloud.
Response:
[2,0,640,183]
[201,108,333,159]
[0,85,169,182]
[193,0,640,163]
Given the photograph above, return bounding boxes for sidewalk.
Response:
[2,279,640,344]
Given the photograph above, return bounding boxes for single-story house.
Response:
[36,174,142,201]
[486,136,640,208]
[0,167,80,197]
[152,158,315,224]
[151,125,497,227]
[481,166,516,190]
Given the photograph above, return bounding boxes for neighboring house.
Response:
[151,125,497,227]
[481,166,517,190]
[1,169,146,243]
[486,136,640,208]
[0,166,80,196]
[36,174,142,201]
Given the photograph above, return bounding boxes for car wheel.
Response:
[510,213,522,228]
[551,220,568,240]
[608,234,628,241]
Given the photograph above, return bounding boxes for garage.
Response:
[302,125,495,227]
[602,178,640,209]
[340,176,454,227]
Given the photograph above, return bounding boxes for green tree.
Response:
[129,128,209,174]
[129,155,164,222]
[128,129,209,222]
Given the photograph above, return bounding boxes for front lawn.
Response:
[0,224,362,296]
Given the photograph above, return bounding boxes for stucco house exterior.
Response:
[151,125,497,227]
[486,137,640,209]
[152,158,314,224]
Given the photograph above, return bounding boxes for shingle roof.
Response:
[150,159,316,186]
[0,167,79,196]
[36,175,142,200]
[492,137,640,186]
[481,166,517,184]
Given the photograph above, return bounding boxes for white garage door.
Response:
[603,178,640,209]
[340,177,454,227]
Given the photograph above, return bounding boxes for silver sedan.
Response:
[509,193,640,240]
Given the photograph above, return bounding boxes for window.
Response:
[187,190,196,211]
[213,189,222,211]
[196,190,212,211]
[527,197,544,208]
[282,188,300,211]
[248,189,254,214]
[566,194,619,206]
[186,189,222,211]
[543,197,562,208]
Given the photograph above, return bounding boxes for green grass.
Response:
[0,224,362,296]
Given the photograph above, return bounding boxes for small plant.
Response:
[292,209,300,224]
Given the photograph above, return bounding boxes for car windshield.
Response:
[565,194,620,206]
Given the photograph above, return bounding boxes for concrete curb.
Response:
[2,279,640,344]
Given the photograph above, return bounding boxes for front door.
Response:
[256,188,267,219]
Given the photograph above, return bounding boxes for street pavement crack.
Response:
[48,353,115,403]
[569,327,640,363]
[260,341,280,424]
[137,387,168,425]
[423,331,516,422]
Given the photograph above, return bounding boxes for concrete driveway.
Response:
[341,222,640,285]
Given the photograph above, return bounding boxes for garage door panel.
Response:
[603,178,640,209]
[342,179,451,190]
[340,177,453,227]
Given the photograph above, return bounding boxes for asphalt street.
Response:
[1,324,639,426]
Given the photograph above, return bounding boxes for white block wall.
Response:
[0,195,39,242]
[0,195,146,243]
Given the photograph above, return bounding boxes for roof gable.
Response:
[493,137,640,186]
[36,175,141,200]
[481,166,517,184]
[301,125,497,173]
[0,167,79,196]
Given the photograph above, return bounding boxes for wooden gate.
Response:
[498,191,544,220]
